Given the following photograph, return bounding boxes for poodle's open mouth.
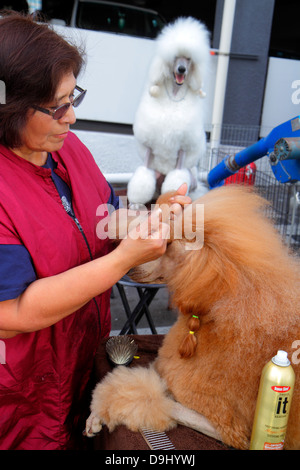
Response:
[174,72,185,85]
[173,57,190,86]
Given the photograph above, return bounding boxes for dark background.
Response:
[1,0,300,59]
[1,0,299,129]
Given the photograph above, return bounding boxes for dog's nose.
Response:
[178,65,186,74]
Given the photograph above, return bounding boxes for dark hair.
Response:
[0,11,85,148]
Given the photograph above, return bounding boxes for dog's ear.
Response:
[189,63,206,97]
[178,309,201,359]
[148,56,169,96]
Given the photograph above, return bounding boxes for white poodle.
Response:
[127,17,211,206]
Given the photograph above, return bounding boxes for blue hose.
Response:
[208,116,300,188]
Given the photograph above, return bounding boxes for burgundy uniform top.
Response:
[0,132,116,449]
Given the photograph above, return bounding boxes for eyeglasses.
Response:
[32,85,87,120]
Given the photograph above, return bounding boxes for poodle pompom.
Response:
[161,168,191,194]
[127,166,156,205]
[87,365,176,433]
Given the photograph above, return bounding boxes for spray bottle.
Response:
[250,350,295,450]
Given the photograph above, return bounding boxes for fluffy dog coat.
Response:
[86,186,300,450]
[128,17,210,205]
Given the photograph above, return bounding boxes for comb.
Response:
[140,428,176,450]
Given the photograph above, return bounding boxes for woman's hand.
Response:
[153,183,192,242]
[115,208,169,270]
[0,210,169,338]
[167,183,192,219]
[0,186,187,337]
[155,183,192,219]
[168,182,192,206]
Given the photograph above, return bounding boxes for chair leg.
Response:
[137,287,158,334]
[116,283,138,334]
[119,288,159,335]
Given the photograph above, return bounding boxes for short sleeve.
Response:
[0,245,37,301]
[107,182,122,209]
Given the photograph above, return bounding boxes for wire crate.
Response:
[204,124,300,251]
[254,171,300,251]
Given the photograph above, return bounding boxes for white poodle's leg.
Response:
[161,150,192,194]
[127,148,156,207]
[175,149,185,169]
[127,166,156,206]
[144,147,154,168]
[161,168,191,194]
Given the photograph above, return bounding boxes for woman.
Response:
[0,12,190,449]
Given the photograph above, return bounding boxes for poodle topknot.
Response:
[149,17,211,94]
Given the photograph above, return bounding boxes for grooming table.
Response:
[92,335,230,450]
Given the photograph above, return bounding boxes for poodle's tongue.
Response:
[175,73,185,85]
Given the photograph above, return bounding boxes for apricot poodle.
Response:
[86,185,300,450]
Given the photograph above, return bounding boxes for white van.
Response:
[69,0,166,39]
[50,1,168,126]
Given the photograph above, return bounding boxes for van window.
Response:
[269,0,300,60]
[76,2,165,38]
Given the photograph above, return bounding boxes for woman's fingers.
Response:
[138,208,170,241]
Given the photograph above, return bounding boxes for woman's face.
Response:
[13,72,77,165]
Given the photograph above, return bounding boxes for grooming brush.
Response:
[106,336,138,366]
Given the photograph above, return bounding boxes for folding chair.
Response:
[115,274,166,335]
